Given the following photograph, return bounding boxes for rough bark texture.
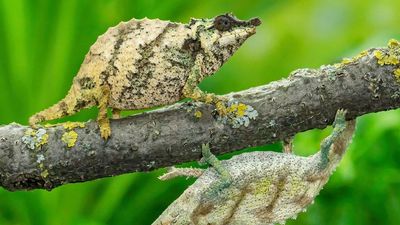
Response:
[0,47,400,191]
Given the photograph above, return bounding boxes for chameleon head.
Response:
[188,13,261,75]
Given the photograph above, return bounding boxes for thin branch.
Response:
[0,46,400,191]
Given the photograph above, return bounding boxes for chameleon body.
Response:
[29,14,261,139]
[155,110,356,225]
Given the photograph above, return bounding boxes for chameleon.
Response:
[29,13,261,139]
[154,110,356,225]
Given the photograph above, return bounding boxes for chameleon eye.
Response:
[214,15,232,32]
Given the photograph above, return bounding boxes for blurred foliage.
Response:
[0,0,400,224]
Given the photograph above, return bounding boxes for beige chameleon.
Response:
[29,13,261,139]
[154,110,356,225]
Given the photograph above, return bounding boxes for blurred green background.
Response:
[0,0,400,224]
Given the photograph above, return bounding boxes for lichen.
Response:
[388,39,400,49]
[394,69,400,81]
[374,49,399,66]
[61,131,78,148]
[22,128,49,150]
[40,169,49,178]
[216,100,258,128]
[339,50,368,66]
[371,39,400,83]
[194,110,203,118]
[38,162,49,178]
[62,121,85,130]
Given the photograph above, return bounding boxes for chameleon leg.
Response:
[200,144,233,191]
[183,66,228,115]
[112,109,121,119]
[283,136,294,154]
[158,167,204,180]
[97,87,111,139]
[319,109,348,167]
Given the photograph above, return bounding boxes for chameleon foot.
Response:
[319,109,348,167]
[200,144,233,196]
[158,167,204,180]
[98,118,111,139]
[283,136,294,154]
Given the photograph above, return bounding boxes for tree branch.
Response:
[1,46,400,191]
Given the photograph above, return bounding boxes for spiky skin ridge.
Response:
[154,110,356,225]
[29,14,259,139]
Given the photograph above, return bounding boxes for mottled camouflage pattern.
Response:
[154,110,355,225]
[29,14,260,138]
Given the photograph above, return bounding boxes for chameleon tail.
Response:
[29,86,93,127]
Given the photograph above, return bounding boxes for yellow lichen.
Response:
[24,129,36,136]
[22,128,49,149]
[374,49,399,66]
[340,50,368,66]
[341,58,353,65]
[215,101,228,116]
[236,103,247,117]
[394,69,400,81]
[227,103,248,117]
[61,130,78,148]
[36,133,49,147]
[388,39,400,49]
[62,121,85,130]
[205,94,213,104]
[194,110,202,118]
[354,50,368,61]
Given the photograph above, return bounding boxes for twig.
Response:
[0,45,399,191]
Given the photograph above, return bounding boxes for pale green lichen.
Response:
[22,128,49,150]
[41,169,49,178]
[216,100,258,128]
[38,162,49,178]
[62,130,78,148]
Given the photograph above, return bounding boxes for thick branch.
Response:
[0,47,399,191]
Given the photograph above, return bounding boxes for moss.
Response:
[61,130,78,148]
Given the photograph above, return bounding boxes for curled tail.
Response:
[29,85,94,127]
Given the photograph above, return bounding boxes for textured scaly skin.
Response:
[29,14,261,139]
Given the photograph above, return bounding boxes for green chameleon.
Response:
[29,13,261,139]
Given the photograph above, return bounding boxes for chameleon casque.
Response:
[29,13,261,139]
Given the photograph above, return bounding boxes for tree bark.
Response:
[0,47,399,191]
